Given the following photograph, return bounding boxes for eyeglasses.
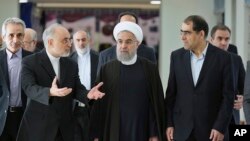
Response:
[61,38,73,45]
[117,39,137,46]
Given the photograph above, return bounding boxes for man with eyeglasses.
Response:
[165,15,234,141]
[22,28,39,52]
[16,23,105,141]
[90,21,165,141]
[0,17,32,141]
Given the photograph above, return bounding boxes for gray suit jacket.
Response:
[0,66,10,135]
[0,49,32,135]
[243,61,250,124]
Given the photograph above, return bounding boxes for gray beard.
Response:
[117,50,136,62]
[76,45,89,55]
[62,52,70,57]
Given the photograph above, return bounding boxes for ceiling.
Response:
[27,0,161,9]
[28,0,157,4]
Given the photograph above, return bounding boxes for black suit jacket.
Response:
[70,50,99,88]
[227,44,238,54]
[97,44,156,72]
[0,49,32,134]
[165,43,234,141]
[17,50,89,141]
[230,53,245,95]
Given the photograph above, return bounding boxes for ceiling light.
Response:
[150,0,161,5]
[19,0,28,3]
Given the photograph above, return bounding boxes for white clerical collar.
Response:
[121,54,137,65]
[46,49,60,62]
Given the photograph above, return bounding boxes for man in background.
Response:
[70,30,99,141]
[210,24,245,125]
[0,17,32,141]
[23,28,39,52]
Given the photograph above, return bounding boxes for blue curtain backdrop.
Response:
[20,2,33,28]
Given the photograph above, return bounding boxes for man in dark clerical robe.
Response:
[89,21,165,141]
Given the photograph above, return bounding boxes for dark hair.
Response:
[118,11,138,24]
[210,24,231,38]
[184,15,209,38]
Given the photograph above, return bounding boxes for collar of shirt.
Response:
[6,48,22,60]
[46,49,60,62]
[190,42,208,59]
[121,54,137,65]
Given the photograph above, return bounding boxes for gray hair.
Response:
[26,28,37,41]
[2,17,26,36]
[42,23,63,48]
[73,30,91,40]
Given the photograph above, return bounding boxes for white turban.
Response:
[113,21,143,44]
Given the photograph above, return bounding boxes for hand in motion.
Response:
[149,136,159,141]
[166,127,174,141]
[87,82,105,100]
[49,77,72,97]
[234,95,243,110]
[209,129,224,141]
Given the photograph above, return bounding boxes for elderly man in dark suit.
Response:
[165,15,234,141]
[16,23,104,141]
[70,30,99,141]
[97,11,156,72]
[0,17,32,141]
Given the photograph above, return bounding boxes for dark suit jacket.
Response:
[243,61,250,124]
[17,50,89,141]
[97,44,156,72]
[230,53,245,95]
[165,43,234,141]
[230,53,245,124]
[227,44,238,54]
[0,49,32,135]
[70,50,99,88]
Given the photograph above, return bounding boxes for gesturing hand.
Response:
[87,82,105,100]
[49,77,72,97]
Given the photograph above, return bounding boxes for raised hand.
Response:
[49,77,72,97]
[87,82,105,100]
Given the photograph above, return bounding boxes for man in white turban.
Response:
[90,21,166,141]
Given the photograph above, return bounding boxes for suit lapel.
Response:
[90,52,95,87]
[40,50,56,81]
[196,44,215,86]
[0,50,10,90]
[183,50,195,87]
[59,58,67,86]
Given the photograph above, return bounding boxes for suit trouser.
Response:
[0,107,23,141]
[73,106,90,141]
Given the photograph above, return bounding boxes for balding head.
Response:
[23,28,37,52]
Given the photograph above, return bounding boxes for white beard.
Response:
[76,45,89,55]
